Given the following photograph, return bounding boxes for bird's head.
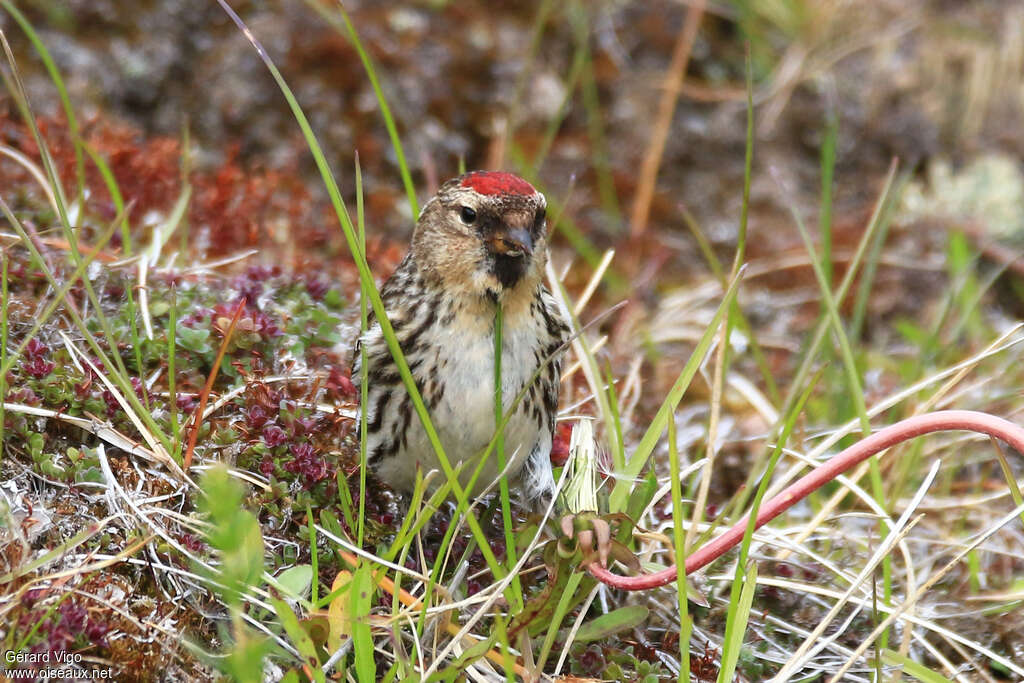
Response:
[412,171,549,304]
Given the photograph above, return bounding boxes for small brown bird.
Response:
[355,171,569,506]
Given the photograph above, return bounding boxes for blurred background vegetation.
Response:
[4,1,1024,680]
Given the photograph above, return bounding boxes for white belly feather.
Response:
[371,305,553,498]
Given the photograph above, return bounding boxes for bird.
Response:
[354,171,569,508]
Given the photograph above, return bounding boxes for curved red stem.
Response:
[588,410,1024,591]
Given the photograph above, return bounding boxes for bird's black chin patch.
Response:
[491,253,528,290]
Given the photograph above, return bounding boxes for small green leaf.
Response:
[718,563,757,683]
[880,649,954,683]
[351,564,375,681]
[324,289,344,309]
[176,324,211,353]
[276,564,313,600]
[574,605,649,643]
[271,596,325,683]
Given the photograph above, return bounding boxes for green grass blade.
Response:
[818,104,837,290]
[81,140,131,252]
[849,174,906,340]
[0,203,121,380]
[535,572,585,671]
[680,204,780,405]
[305,0,418,218]
[501,0,555,161]
[880,649,954,683]
[494,306,523,609]
[0,32,72,236]
[527,23,586,176]
[355,154,369,549]
[0,195,174,457]
[608,266,745,511]
[783,166,894,648]
[168,286,180,459]
[667,416,690,681]
[1,0,85,197]
[716,563,756,683]
[777,161,898,425]
[734,48,754,275]
[573,5,620,221]
[719,370,820,672]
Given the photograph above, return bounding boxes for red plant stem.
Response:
[182,298,247,470]
[588,410,1024,591]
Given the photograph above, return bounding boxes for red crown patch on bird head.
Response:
[461,171,536,197]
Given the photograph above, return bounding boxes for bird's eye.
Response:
[536,207,546,223]
[459,206,477,225]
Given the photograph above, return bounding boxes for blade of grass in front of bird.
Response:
[215,1,508,591]
[608,266,745,512]
[494,306,524,610]
[455,301,628,514]
[356,154,369,549]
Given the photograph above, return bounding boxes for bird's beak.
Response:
[488,227,533,258]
